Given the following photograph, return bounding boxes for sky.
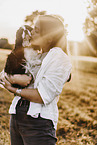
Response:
[0,0,88,44]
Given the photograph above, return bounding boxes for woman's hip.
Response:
[10,99,57,144]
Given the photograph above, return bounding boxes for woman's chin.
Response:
[31,45,40,51]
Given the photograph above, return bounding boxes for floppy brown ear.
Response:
[4,48,25,75]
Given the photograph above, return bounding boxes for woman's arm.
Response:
[2,77,43,104]
[5,74,32,87]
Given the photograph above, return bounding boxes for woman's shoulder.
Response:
[42,47,71,66]
[48,47,68,60]
[49,47,67,55]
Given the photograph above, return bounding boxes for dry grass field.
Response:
[0,49,97,145]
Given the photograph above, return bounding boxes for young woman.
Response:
[2,15,72,145]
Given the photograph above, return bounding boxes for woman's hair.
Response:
[36,15,67,53]
[15,25,33,49]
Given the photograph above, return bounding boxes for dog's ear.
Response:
[4,52,16,74]
[4,48,25,75]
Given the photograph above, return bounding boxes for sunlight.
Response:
[0,0,88,43]
[62,0,87,42]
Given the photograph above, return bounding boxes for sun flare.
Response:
[62,0,87,42]
[0,0,88,43]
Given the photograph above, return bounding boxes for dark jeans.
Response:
[10,99,57,145]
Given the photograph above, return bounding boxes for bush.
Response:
[0,38,13,50]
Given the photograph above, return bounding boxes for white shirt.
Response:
[9,47,72,129]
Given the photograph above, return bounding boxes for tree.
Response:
[83,0,97,56]
[24,10,65,26]
[24,10,46,26]
[0,38,13,49]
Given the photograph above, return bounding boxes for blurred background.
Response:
[0,0,97,72]
[0,0,97,145]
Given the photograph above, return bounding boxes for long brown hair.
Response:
[36,15,67,53]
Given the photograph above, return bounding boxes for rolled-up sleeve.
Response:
[35,47,72,105]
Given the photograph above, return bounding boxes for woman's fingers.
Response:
[0,79,5,86]
[5,74,32,87]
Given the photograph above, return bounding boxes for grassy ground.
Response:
[57,69,97,145]
[0,49,97,145]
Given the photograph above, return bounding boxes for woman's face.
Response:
[31,17,53,52]
[31,20,43,50]
[31,16,65,52]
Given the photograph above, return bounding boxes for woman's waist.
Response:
[16,98,30,113]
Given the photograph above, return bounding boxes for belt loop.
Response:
[19,99,23,106]
[17,99,30,107]
[38,113,41,118]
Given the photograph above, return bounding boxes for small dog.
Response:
[0,25,34,88]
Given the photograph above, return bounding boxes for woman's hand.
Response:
[0,77,15,93]
[5,74,32,87]
[0,76,43,104]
